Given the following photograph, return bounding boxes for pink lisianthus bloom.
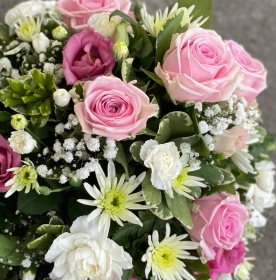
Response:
[62,28,115,85]
[155,28,243,103]
[56,0,131,31]
[186,193,248,260]
[0,134,21,192]
[213,125,251,157]
[208,241,246,280]
[226,40,267,102]
[74,76,159,141]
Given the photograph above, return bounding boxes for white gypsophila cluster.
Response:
[83,134,100,152]
[36,165,49,178]
[59,174,67,184]
[0,57,12,72]
[63,138,77,151]
[21,258,32,268]
[194,94,260,138]
[69,87,83,103]
[103,138,118,160]
[180,142,201,168]
[194,102,202,112]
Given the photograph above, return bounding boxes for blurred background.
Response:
[0,0,275,279]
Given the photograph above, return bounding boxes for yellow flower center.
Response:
[171,168,189,188]
[17,166,37,185]
[153,245,177,269]
[103,190,126,214]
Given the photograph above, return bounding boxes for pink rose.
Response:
[74,76,159,141]
[0,135,21,193]
[187,193,248,260]
[208,241,246,280]
[155,28,243,103]
[226,40,267,102]
[213,126,250,157]
[63,28,115,85]
[56,0,131,31]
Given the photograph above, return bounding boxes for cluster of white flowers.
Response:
[195,95,260,138]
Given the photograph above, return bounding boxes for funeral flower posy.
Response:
[0,0,274,280]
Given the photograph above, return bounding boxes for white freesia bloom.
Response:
[140,140,182,191]
[246,183,275,213]
[5,0,56,26]
[32,32,50,53]
[88,12,121,38]
[22,270,36,280]
[231,150,255,174]
[142,223,199,280]
[78,161,151,232]
[45,215,132,280]
[8,130,37,154]
[53,89,71,107]
[255,160,275,193]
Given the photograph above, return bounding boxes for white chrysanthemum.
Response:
[234,259,254,280]
[140,140,182,191]
[45,215,132,280]
[78,161,151,232]
[142,223,199,280]
[169,154,206,199]
[5,160,40,198]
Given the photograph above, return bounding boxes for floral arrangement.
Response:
[0,0,274,280]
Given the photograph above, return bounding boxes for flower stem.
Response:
[25,127,48,147]
[50,186,72,193]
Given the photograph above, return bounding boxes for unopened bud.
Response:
[32,32,50,53]
[113,41,129,61]
[52,26,68,41]
[53,89,71,107]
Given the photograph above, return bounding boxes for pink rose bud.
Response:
[186,193,248,260]
[62,28,115,85]
[226,40,267,102]
[74,76,159,141]
[213,125,250,157]
[56,0,131,31]
[155,28,243,103]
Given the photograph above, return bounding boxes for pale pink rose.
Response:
[0,135,21,192]
[62,28,114,85]
[208,241,246,280]
[226,40,267,102]
[186,193,248,260]
[213,126,250,157]
[74,76,159,141]
[56,0,131,31]
[155,28,243,103]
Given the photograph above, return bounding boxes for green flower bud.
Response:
[11,114,28,130]
[68,176,83,188]
[52,26,68,41]
[38,186,51,196]
[113,21,129,46]
[113,41,129,61]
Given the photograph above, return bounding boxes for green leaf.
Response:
[110,10,138,26]
[0,111,11,122]
[165,192,193,229]
[140,68,164,86]
[112,223,140,243]
[0,234,24,266]
[155,119,171,144]
[138,211,156,237]
[151,194,173,220]
[171,135,200,149]
[17,190,62,215]
[190,162,223,185]
[115,142,129,179]
[26,101,43,116]
[0,265,8,280]
[30,114,49,127]
[67,196,93,222]
[0,23,12,41]
[156,9,185,63]
[130,141,144,163]
[192,136,210,156]
[121,58,134,83]
[208,184,237,196]
[142,171,162,207]
[6,78,25,94]
[177,0,212,29]
[45,72,56,93]
[27,233,54,250]
[31,69,45,86]
[122,269,134,280]
[219,169,235,185]
[39,98,51,116]
[186,259,210,273]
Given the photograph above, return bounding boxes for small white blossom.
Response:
[62,167,71,177]
[194,102,202,112]
[9,131,37,154]
[55,123,65,134]
[21,259,32,268]
[0,57,12,72]
[32,32,50,53]
[59,174,68,184]
[37,165,48,178]
[64,122,72,130]
[203,134,213,145]
[75,168,90,180]
[204,107,215,118]
[62,152,74,163]
[103,147,118,160]
[180,142,191,154]
[106,138,116,148]
[86,137,100,152]
[52,153,61,162]
[208,143,215,151]
[76,141,85,151]
[211,104,221,115]
[63,138,76,151]
[53,141,62,153]
[71,117,79,126]
[39,53,46,62]
[43,62,55,73]
[11,69,20,79]
[198,120,210,134]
